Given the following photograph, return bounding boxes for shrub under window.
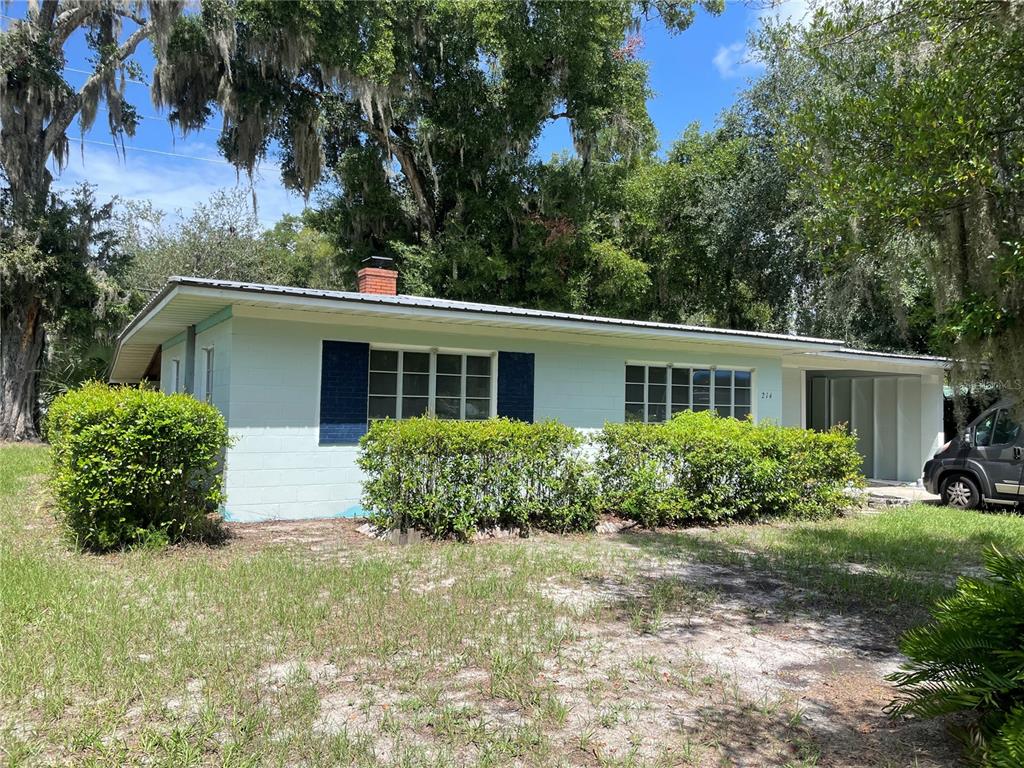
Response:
[595,410,863,526]
[46,382,230,551]
[358,417,596,539]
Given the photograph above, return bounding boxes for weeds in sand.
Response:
[0,444,1002,766]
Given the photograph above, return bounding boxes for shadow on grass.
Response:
[589,523,980,767]
[687,692,963,768]
[612,515,1024,645]
[71,512,233,555]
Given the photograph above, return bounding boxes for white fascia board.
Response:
[117,284,182,347]
[109,286,178,381]
[184,285,843,354]
[789,349,949,372]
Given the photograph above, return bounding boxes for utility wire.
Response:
[89,103,220,129]
[64,66,149,87]
[75,138,232,166]
[74,137,282,173]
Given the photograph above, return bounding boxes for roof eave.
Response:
[167,280,848,354]
[110,277,951,383]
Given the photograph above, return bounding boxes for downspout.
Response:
[183,324,196,394]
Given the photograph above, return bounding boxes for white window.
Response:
[170,359,181,393]
[203,347,215,403]
[368,348,493,421]
[625,364,752,422]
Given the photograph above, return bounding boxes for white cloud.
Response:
[713,41,759,79]
[51,136,308,228]
[712,0,814,81]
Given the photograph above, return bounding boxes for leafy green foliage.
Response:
[158,0,719,208]
[361,413,863,539]
[0,2,194,440]
[889,547,1024,767]
[1,184,132,433]
[358,418,597,540]
[45,383,230,551]
[118,190,343,296]
[151,0,742,324]
[757,0,1024,394]
[596,411,863,527]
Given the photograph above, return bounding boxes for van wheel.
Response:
[941,474,981,509]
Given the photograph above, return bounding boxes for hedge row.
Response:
[358,418,597,539]
[360,412,863,538]
[595,410,863,526]
[45,384,862,548]
[46,383,230,551]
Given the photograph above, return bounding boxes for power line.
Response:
[72,137,282,173]
[0,15,150,85]
[89,103,220,130]
[74,138,232,166]
[64,66,149,87]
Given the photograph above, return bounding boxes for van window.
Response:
[976,409,1021,447]
[975,411,997,447]
[992,410,1021,446]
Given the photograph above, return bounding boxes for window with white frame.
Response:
[203,347,215,403]
[368,348,493,421]
[170,359,181,393]
[625,364,752,422]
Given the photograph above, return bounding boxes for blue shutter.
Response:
[497,351,535,423]
[319,340,369,444]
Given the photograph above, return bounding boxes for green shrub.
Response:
[888,547,1024,767]
[46,382,230,551]
[595,410,863,526]
[358,417,597,540]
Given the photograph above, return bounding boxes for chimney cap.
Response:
[361,255,395,270]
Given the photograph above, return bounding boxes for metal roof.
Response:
[123,276,851,345]
[110,275,949,382]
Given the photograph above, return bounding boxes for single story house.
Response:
[110,263,947,522]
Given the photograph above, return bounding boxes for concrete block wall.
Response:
[221,311,785,521]
[195,319,232,413]
[160,341,185,393]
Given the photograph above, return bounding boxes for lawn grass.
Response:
[3,441,1023,767]
[1,445,609,767]
[0,443,49,530]
[622,504,1024,637]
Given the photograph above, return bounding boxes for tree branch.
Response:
[44,21,153,157]
[363,119,436,233]
[50,4,97,53]
[37,0,59,30]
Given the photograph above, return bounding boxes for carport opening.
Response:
[806,371,924,483]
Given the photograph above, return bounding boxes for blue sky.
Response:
[3,1,806,226]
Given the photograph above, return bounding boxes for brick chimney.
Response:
[356,255,398,295]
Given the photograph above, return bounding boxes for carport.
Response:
[780,352,947,483]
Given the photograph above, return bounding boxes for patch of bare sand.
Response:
[225,517,378,561]
[537,555,961,767]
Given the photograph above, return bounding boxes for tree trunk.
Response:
[0,5,162,441]
[362,120,437,237]
[0,130,51,441]
[0,295,45,440]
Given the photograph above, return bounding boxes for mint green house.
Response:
[110,266,947,522]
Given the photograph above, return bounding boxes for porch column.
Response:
[874,378,898,480]
[896,377,922,482]
[920,374,945,462]
[183,324,196,395]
